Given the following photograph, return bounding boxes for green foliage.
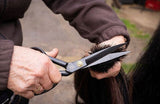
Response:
[122,63,136,74]
[112,7,120,14]
[121,18,151,40]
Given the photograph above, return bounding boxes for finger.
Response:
[98,35,126,47]
[32,84,44,95]
[89,70,111,80]
[107,61,121,77]
[46,48,59,58]
[89,62,121,79]
[48,62,61,84]
[99,61,121,78]
[39,73,53,91]
[18,91,34,99]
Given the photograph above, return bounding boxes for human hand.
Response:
[89,35,126,79]
[7,46,61,99]
[89,62,121,79]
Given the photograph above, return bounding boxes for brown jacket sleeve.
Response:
[0,39,14,90]
[0,20,22,90]
[42,0,130,44]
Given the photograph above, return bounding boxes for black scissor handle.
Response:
[34,70,71,96]
[60,70,71,76]
[48,56,67,68]
[34,83,58,96]
[31,47,71,76]
[31,47,68,67]
[31,47,71,95]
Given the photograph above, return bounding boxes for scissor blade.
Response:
[85,43,127,65]
[84,51,130,68]
[65,43,126,73]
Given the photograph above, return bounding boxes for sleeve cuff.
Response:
[0,40,14,90]
[99,26,130,47]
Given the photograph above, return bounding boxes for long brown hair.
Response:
[74,45,129,104]
[129,23,160,104]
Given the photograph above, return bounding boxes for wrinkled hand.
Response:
[7,46,61,99]
[90,35,126,79]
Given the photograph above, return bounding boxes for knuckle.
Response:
[113,74,118,77]
[49,67,61,84]
[113,70,120,77]
[90,73,95,78]
[34,68,45,78]
[18,87,26,93]
[53,73,61,83]
[114,67,121,73]
[95,75,103,80]
[116,69,120,73]
[36,56,50,78]
[44,83,53,90]
[42,55,50,66]
[26,79,36,87]
[25,93,34,99]
[35,70,44,78]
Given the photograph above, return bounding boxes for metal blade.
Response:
[84,51,130,68]
[85,43,127,65]
[65,43,127,73]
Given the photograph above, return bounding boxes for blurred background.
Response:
[20,0,160,103]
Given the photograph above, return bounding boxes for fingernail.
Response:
[52,48,57,52]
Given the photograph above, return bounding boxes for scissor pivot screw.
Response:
[77,61,83,67]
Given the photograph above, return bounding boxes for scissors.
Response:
[2,43,130,104]
[32,43,129,76]
[31,42,130,95]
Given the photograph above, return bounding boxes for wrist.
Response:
[98,35,126,47]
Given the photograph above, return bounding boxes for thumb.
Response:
[46,48,59,58]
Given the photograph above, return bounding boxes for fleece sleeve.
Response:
[42,0,130,44]
[0,39,14,90]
